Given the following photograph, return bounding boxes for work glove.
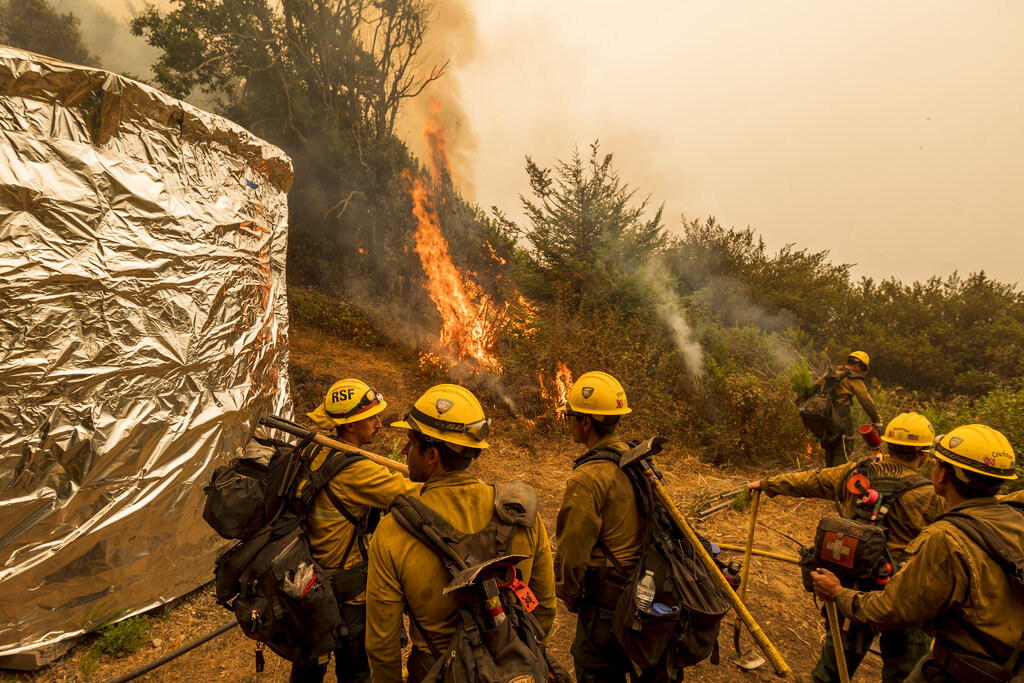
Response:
[282,561,317,597]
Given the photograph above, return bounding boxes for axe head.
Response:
[619,435,669,468]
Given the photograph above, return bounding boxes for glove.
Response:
[282,561,317,597]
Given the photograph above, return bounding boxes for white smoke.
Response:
[639,255,705,377]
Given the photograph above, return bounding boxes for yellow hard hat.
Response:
[557,371,631,417]
[307,378,387,429]
[391,384,490,450]
[932,424,1017,481]
[881,412,934,447]
[847,351,870,369]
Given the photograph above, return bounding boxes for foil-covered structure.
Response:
[0,47,293,659]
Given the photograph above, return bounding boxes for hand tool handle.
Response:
[260,413,410,475]
[825,601,850,683]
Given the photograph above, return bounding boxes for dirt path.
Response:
[2,324,884,681]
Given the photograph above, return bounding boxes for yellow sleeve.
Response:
[527,514,557,638]
[761,462,855,500]
[365,522,407,683]
[848,378,881,423]
[553,475,603,607]
[330,459,421,508]
[835,526,962,629]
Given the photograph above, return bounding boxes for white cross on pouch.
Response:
[826,537,851,561]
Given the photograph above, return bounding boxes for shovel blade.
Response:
[732,650,766,670]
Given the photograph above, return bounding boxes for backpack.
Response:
[799,458,931,593]
[205,415,370,666]
[799,369,849,441]
[933,501,1024,682]
[387,482,570,683]
[580,439,732,679]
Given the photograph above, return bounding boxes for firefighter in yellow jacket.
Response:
[553,371,644,683]
[749,412,945,683]
[812,424,1024,683]
[365,384,556,682]
[292,378,421,683]
[815,351,883,467]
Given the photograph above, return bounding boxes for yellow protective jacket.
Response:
[836,498,1024,657]
[364,470,556,683]
[815,368,881,425]
[554,435,643,608]
[1000,488,1024,504]
[305,446,421,602]
[760,457,946,557]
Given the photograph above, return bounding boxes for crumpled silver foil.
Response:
[0,46,293,659]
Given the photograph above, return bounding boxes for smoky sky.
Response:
[448,1,1024,287]
[83,0,1023,287]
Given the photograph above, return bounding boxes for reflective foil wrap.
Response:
[0,47,293,658]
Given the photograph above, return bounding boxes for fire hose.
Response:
[108,620,237,683]
[260,413,410,475]
[638,462,791,677]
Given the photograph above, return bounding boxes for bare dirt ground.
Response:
[1,323,885,682]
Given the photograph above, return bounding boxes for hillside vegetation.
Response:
[9,0,1023,480]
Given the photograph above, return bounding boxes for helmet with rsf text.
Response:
[307,378,387,429]
[881,412,934,448]
[391,384,490,451]
[558,371,631,418]
[932,424,1017,481]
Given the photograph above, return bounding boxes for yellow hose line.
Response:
[825,601,850,683]
[716,544,801,565]
[738,489,760,601]
[642,464,791,677]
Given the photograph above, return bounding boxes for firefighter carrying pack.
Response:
[387,482,570,683]
[799,457,931,593]
[799,369,849,441]
[930,501,1024,683]
[580,438,732,680]
[203,414,369,667]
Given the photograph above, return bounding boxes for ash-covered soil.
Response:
[2,323,884,681]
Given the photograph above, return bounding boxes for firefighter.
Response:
[816,350,883,467]
[364,384,556,682]
[748,412,945,683]
[553,371,644,683]
[291,378,421,683]
[811,424,1024,683]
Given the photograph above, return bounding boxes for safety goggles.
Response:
[327,388,383,420]
[406,406,490,442]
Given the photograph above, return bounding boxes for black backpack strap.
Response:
[309,447,370,565]
[936,506,1024,592]
[573,446,622,469]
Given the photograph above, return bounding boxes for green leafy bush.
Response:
[96,615,152,655]
[289,286,383,349]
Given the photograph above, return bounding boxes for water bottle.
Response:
[634,570,656,612]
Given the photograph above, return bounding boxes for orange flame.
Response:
[403,98,537,371]
[422,97,452,186]
[539,361,574,412]
[403,170,501,370]
[484,241,506,265]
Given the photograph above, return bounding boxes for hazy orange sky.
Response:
[82,0,1024,286]
[402,0,1024,287]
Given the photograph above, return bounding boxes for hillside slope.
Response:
[1,322,882,682]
